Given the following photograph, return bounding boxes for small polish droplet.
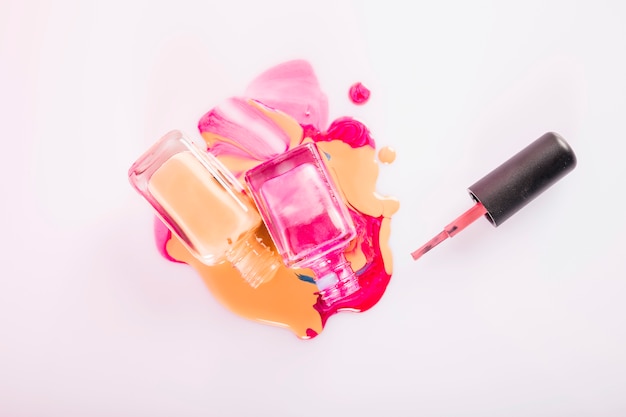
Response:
[378,146,396,164]
[349,82,371,105]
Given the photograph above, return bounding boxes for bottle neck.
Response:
[226,231,280,288]
[310,252,360,306]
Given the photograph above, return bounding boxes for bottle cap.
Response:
[468,132,577,227]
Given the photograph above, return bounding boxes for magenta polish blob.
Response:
[412,132,577,260]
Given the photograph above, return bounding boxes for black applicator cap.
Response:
[467,132,577,227]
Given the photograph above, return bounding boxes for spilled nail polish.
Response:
[143,60,399,338]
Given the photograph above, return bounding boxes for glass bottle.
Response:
[128,130,279,288]
[245,142,359,305]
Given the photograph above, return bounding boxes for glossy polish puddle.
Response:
[149,60,399,338]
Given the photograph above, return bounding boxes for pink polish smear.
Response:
[153,60,399,338]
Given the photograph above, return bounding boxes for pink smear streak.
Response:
[153,217,180,263]
[198,97,292,160]
[198,60,330,162]
[245,60,329,129]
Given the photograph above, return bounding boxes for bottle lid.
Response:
[468,132,577,226]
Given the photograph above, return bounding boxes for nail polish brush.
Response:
[412,132,577,260]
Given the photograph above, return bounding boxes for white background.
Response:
[2,0,625,416]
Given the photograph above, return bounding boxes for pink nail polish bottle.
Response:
[128,130,280,288]
[245,142,360,305]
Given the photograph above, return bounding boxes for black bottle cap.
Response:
[467,132,577,227]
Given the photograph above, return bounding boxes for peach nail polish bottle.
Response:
[129,130,279,287]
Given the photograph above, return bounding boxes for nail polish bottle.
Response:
[128,130,279,287]
[244,142,359,305]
